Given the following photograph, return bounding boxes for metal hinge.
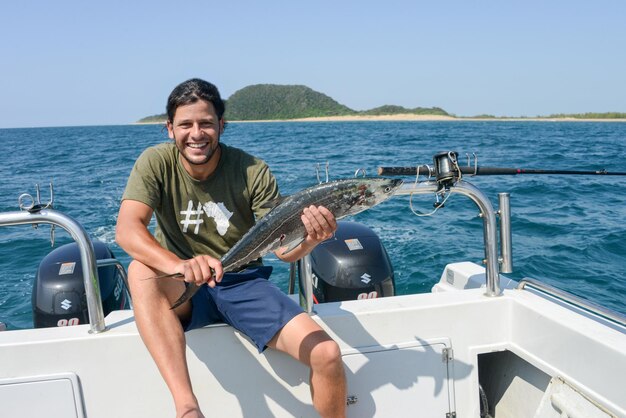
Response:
[446,412,457,418]
[442,347,454,362]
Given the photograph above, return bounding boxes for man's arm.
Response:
[116,199,223,286]
[274,205,337,263]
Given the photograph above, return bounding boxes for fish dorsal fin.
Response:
[260,195,287,210]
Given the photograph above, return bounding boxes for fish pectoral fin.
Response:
[260,196,287,210]
[280,237,306,256]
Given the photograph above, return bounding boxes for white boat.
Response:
[1,153,625,418]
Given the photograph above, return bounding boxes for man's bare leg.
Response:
[128,260,204,418]
[268,313,347,418]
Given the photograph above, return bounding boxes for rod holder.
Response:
[498,193,513,273]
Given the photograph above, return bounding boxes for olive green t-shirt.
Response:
[121,142,279,262]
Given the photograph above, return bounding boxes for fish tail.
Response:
[170,283,200,310]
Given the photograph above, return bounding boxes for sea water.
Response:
[1,121,625,329]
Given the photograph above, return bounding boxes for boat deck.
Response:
[1,263,624,417]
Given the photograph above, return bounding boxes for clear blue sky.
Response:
[1,0,625,128]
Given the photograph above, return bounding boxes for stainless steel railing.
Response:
[517,278,626,328]
[0,209,108,333]
[498,193,513,273]
[301,254,315,314]
[395,180,504,297]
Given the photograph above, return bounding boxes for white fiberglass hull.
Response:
[1,262,625,418]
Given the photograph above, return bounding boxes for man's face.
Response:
[167,100,224,167]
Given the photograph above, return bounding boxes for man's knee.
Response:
[126,260,156,293]
[126,260,191,320]
[126,261,179,298]
[128,260,151,279]
[310,339,343,373]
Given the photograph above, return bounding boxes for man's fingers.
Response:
[211,262,224,283]
[177,256,223,287]
[189,260,205,286]
[198,255,224,286]
[317,206,337,233]
[303,205,336,241]
[198,258,214,287]
[303,206,324,235]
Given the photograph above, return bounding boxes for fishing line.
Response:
[408,163,451,217]
[409,190,451,217]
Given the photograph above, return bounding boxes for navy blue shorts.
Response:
[184,266,304,352]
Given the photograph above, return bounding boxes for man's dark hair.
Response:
[166,78,226,122]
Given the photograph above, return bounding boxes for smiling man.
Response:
[169,97,222,177]
[116,79,346,418]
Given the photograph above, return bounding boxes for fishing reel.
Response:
[433,151,462,189]
[401,151,462,215]
[425,151,462,209]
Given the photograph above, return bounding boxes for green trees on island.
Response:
[226,84,355,120]
[137,114,168,123]
[136,84,625,122]
[361,105,449,116]
[546,112,626,119]
[137,84,448,122]
[462,112,626,119]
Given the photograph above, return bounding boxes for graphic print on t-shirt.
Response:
[179,200,233,236]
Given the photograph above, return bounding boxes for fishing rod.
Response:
[377,151,626,178]
[378,166,626,176]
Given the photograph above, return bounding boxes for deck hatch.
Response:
[342,340,453,417]
[0,372,84,418]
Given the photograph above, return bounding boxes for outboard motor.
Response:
[32,241,128,328]
[299,221,395,303]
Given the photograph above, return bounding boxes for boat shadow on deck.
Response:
[186,302,474,417]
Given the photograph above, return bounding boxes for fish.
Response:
[166,177,403,309]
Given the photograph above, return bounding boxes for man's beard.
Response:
[175,135,219,166]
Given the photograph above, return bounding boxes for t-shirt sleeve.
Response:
[121,147,163,210]
[249,162,280,220]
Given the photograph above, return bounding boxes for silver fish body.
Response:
[170,177,403,309]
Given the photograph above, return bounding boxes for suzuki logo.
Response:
[360,273,371,284]
[61,299,72,310]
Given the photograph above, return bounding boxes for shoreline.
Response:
[134,114,626,124]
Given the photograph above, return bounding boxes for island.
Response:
[137,84,626,123]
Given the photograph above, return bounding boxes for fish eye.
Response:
[384,186,392,193]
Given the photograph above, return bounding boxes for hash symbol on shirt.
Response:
[180,201,204,234]
[179,200,234,236]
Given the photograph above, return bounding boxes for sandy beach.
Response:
[289,114,456,122]
[135,114,626,124]
[134,114,455,124]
